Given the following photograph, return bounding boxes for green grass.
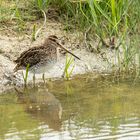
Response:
[1,0,139,35]
[64,54,75,80]
[22,64,30,87]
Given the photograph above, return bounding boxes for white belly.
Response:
[29,61,57,74]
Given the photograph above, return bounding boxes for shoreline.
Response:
[0,20,118,94]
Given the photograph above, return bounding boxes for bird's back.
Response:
[14,41,58,72]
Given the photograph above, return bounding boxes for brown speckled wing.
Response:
[14,46,44,63]
[19,49,47,67]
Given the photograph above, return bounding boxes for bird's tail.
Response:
[13,64,23,73]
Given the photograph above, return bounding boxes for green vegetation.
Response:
[64,54,75,80]
[0,0,140,74]
[22,64,30,87]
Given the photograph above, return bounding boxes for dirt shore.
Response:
[0,20,117,93]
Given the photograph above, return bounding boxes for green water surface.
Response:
[0,74,140,140]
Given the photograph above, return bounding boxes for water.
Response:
[0,74,140,140]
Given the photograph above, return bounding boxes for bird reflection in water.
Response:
[16,87,62,131]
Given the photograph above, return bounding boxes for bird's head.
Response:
[43,35,59,46]
[48,35,58,39]
[43,35,81,60]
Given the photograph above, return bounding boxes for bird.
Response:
[13,35,80,75]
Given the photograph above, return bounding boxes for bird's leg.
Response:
[61,67,65,78]
[61,71,65,78]
[57,47,60,61]
[42,73,45,84]
[33,73,36,87]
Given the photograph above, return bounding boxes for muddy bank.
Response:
[0,20,118,93]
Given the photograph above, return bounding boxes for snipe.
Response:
[13,35,80,74]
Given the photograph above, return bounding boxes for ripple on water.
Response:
[1,75,140,140]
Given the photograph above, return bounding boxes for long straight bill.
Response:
[59,44,80,60]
